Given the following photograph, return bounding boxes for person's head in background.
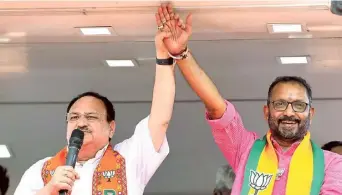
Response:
[322,141,342,155]
[213,165,235,195]
[0,165,9,195]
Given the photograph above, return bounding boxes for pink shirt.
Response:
[206,100,342,195]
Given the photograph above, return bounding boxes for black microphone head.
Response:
[331,0,342,15]
[69,129,84,149]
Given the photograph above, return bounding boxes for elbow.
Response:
[153,121,170,131]
[148,120,169,152]
[148,118,170,134]
[206,101,227,120]
[160,120,170,128]
[148,113,171,127]
[207,108,225,120]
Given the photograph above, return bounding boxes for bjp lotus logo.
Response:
[103,170,115,182]
[249,170,272,195]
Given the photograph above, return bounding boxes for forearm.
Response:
[177,51,226,119]
[148,52,175,151]
[150,64,175,126]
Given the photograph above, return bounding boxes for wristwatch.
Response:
[156,57,174,65]
[168,47,189,60]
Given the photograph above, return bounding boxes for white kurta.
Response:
[14,116,169,195]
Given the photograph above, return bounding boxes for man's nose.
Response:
[76,116,88,127]
[283,103,295,116]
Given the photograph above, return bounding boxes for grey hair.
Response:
[215,165,235,190]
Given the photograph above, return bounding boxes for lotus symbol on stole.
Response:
[249,170,273,195]
[102,170,115,182]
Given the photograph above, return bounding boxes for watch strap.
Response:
[156,57,174,65]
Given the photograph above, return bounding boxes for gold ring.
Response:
[161,19,166,24]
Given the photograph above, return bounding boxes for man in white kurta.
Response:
[14,116,169,195]
[14,4,179,194]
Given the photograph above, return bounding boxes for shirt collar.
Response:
[270,136,301,156]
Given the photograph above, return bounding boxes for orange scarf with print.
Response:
[41,145,127,195]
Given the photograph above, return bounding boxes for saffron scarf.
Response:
[241,131,324,195]
[41,145,127,195]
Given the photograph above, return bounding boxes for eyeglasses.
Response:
[271,100,309,113]
[66,112,104,123]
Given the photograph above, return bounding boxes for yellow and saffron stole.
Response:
[241,131,324,195]
[41,145,127,195]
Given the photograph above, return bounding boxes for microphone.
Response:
[331,0,342,15]
[59,129,84,195]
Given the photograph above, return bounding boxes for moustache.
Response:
[278,116,301,123]
[77,127,92,134]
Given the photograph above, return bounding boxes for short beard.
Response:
[268,112,310,143]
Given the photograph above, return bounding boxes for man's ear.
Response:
[309,107,315,124]
[263,104,270,121]
[109,121,116,139]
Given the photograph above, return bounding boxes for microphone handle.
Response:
[65,146,79,167]
[58,146,80,195]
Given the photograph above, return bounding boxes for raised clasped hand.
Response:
[155,3,192,56]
